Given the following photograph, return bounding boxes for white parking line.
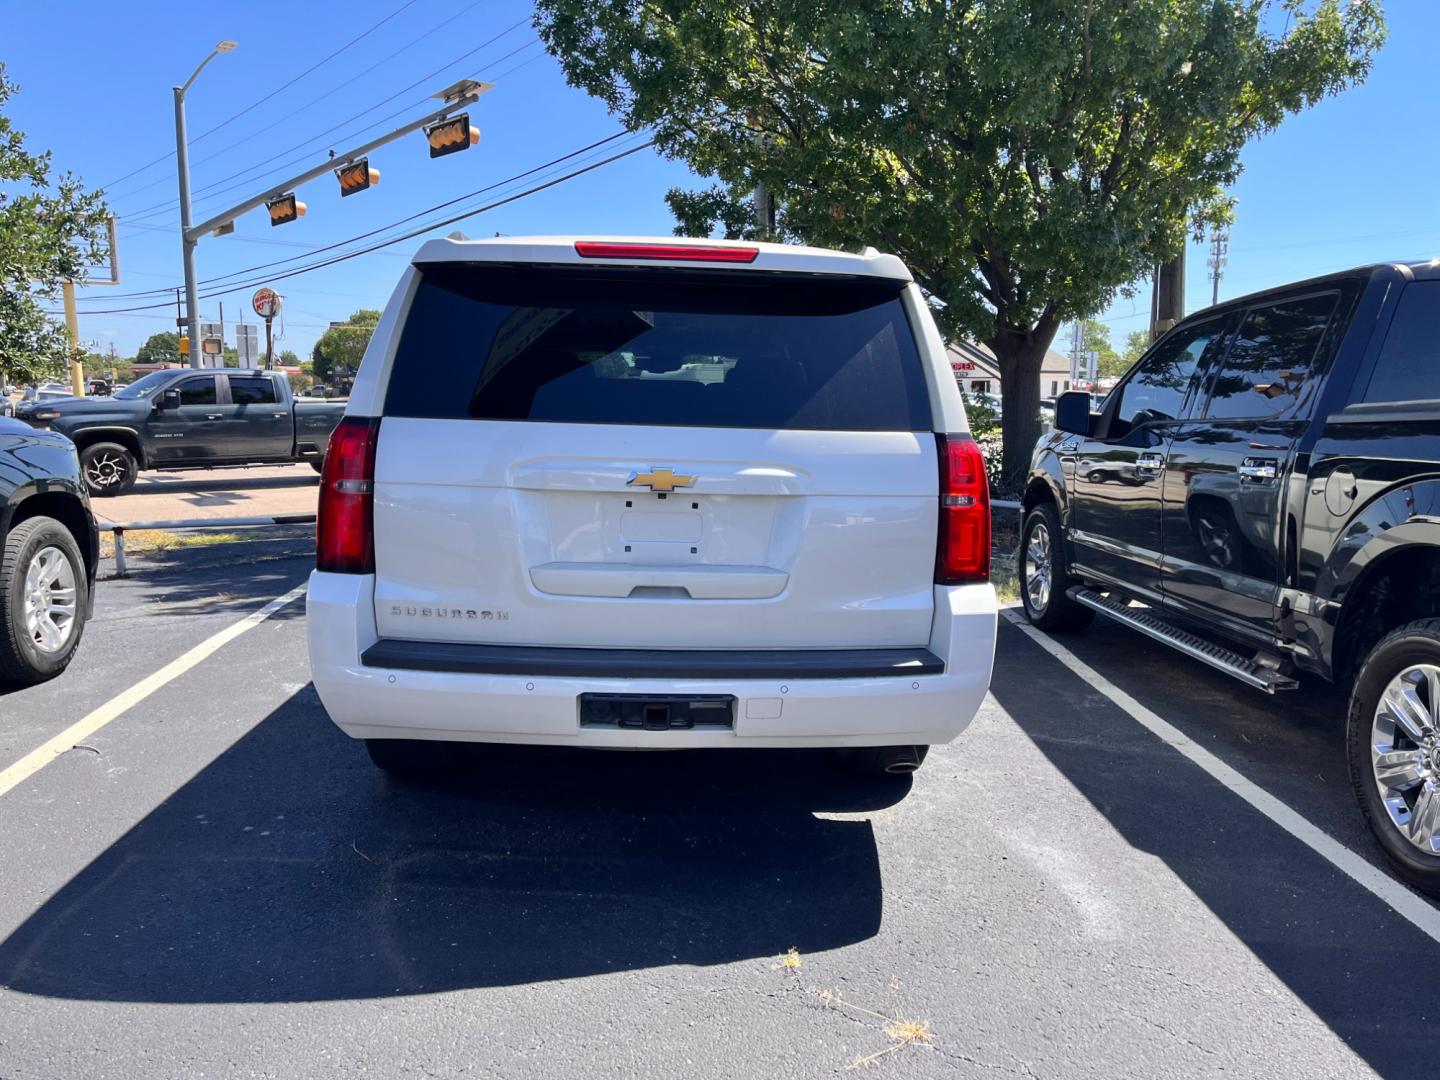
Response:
[0,583,308,801]
[1002,609,1440,946]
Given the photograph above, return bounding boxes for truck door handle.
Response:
[272,412,288,418]
[1239,458,1279,482]
[205,413,223,420]
[1135,452,1166,475]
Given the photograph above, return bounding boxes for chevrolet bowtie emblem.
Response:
[628,467,696,493]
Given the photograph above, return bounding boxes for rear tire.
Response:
[0,516,89,686]
[1019,502,1093,632]
[364,738,462,775]
[79,441,138,497]
[1346,618,1440,897]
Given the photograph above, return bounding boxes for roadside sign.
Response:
[252,288,281,319]
[236,324,259,366]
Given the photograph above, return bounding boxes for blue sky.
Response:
[6,0,1438,361]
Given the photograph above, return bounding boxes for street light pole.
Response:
[174,41,236,370]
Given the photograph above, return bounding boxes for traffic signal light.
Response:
[424,113,479,158]
[267,193,307,227]
[336,158,380,197]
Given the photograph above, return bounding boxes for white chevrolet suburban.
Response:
[306,235,997,778]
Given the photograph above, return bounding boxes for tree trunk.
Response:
[988,329,1057,496]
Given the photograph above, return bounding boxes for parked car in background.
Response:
[308,235,998,780]
[0,416,97,685]
[14,385,74,421]
[1019,260,1440,894]
[21,368,346,496]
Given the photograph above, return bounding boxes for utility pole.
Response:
[62,282,82,396]
[173,42,235,369]
[1150,249,1186,342]
[1069,320,1083,384]
[1207,227,1229,307]
[752,179,774,240]
[58,217,119,396]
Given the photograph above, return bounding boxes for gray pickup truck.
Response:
[21,368,345,496]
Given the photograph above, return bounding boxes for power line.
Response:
[191,0,423,145]
[76,140,656,315]
[80,130,634,303]
[100,0,425,194]
[114,25,537,225]
[105,1,490,209]
[190,132,636,291]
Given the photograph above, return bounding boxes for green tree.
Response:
[1120,329,1152,372]
[536,0,1383,484]
[311,309,381,382]
[1080,320,1125,379]
[278,349,300,368]
[136,331,181,365]
[666,184,765,240]
[0,64,110,386]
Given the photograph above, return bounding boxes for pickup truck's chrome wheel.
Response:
[1024,522,1052,612]
[1371,663,1440,854]
[23,545,78,655]
[84,450,128,489]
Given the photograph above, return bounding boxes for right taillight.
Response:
[317,416,380,574]
[935,433,991,584]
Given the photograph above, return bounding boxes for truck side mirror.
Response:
[1054,390,1094,436]
[156,388,182,411]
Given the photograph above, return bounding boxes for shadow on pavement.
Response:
[0,685,894,1002]
[130,471,318,495]
[101,549,311,620]
[990,621,1438,1080]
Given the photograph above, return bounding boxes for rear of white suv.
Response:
[307,236,996,776]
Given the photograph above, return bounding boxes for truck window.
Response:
[1365,281,1440,404]
[1109,315,1228,432]
[385,265,930,432]
[229,376,278,406]
[178,378,217,406]
[1203,293,1337,420]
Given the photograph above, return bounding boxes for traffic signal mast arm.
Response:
[186,81,491,243]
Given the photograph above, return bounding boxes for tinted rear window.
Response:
[1365,281,1440,404]
[384,265,930,431]
[229,376,277,405]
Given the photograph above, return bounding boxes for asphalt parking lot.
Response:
[1,540,1438,1079]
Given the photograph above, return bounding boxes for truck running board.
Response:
[1067,588,1298,694]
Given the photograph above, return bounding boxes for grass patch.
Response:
[990,555,1020,603]
[100,529,248,557]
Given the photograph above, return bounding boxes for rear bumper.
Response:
[306,572,996,749]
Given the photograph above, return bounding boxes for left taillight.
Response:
[317,416,380,574]
[935,433,991,584]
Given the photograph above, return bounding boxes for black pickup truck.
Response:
[1020,261,1440,893]
[22,368,344,496]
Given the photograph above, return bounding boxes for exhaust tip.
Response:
[880,747,923,774]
